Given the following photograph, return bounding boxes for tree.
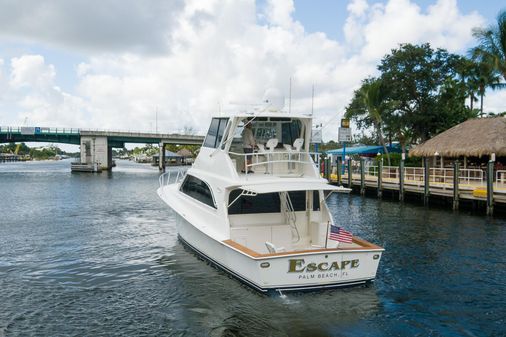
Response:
[378,43,475,143]
[345,78,391,165]
[346,43,478,154]
[471,10,506,82]
[471,61,503,116]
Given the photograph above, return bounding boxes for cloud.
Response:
[3,54,87,126]
[0,0,493,140]
[0,0,184,54]
[9,55,55,89]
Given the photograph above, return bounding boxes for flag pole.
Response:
[324,221,330,248]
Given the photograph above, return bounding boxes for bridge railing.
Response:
[0,126,205,138]
[0,126,80,134]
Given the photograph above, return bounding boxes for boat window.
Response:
[313,190,320,211]
[287,191,306,211]
[180,175,216,209]
[253,122,277,144]
[228,190,280,214]
[281,119,302,146]
[203,118,229,149]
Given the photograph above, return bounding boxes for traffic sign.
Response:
[338,127,352,142]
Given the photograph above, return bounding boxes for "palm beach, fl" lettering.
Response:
[288,258,360,273]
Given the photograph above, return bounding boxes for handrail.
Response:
[158,169,187,189]
[228,150,320,176]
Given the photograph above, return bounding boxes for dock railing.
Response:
[341,161,492,190]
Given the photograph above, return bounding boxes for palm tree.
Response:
[469,60,503,116]
[359,79,391,166]
[471,10,506,82]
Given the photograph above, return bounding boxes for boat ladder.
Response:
[281,192,300,243]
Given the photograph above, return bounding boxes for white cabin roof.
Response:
[233,181,351,194]
[213,111,313,120]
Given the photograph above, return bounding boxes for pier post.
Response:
[453,161,459,210]
[423,157,430,206]
[486,160,494,216]
[159,142,166,172]
[347,159,352,188]
[378,159,383,198]
[360,158,365,195]
[336,158,342,185]
[399,159,404,201]
[325,157,331,181]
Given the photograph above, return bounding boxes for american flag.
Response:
[329,225,353,243]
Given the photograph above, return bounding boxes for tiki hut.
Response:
[410,116,506,168]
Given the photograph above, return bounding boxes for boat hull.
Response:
[174,212,383,293]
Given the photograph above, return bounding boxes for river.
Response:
[0,159,505,336]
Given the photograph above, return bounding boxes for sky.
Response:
[0,0,505,146]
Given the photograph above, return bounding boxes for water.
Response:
[1,160,505,337]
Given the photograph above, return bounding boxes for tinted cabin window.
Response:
[180,175,216,208]
[203,118,229,148]
[228,190,280,214]
[281,120,302,146]
[313,190,320,211]
[288,191,306,211]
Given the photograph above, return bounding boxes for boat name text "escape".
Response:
[288,259,360,273]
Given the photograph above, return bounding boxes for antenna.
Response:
[311,84,315,115]
[155,106,158,133]
[289,77,292,113]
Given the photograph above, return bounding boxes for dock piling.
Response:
[423,158,430,206]
[453,161,459,210]
[347,159,352,188]
[399,159,404,201]
[378,159,383,198]
[487,160,494,216]
[336,158,342,185]
[360,158,365,195]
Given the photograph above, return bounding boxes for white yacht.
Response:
[158,106,384,293]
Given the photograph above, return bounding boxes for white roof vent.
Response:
[262,88,285,112]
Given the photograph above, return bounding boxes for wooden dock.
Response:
[323,159,506,215]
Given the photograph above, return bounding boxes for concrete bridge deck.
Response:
[0,126,204,171]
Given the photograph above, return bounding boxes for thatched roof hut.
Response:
[410,116,506,158]
[177,148,193,158]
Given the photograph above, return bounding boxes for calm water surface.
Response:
[0,160,505,337]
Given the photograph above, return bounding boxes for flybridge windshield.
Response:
[203,118,229,149]
[232,118,303,148]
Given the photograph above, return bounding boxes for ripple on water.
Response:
[1,160,506,336]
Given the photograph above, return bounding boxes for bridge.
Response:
[0,126,204,172]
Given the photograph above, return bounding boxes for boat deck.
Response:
[222,236,383,259]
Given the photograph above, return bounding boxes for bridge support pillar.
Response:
[79,136,111,171]
[159,142,166,172]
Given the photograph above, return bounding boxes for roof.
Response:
[409,117,506,158]
[238,182,351,194]
[153,150,183,158]
[326,144,402,156]
[177,148,193,157]
[214,111,313,120]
